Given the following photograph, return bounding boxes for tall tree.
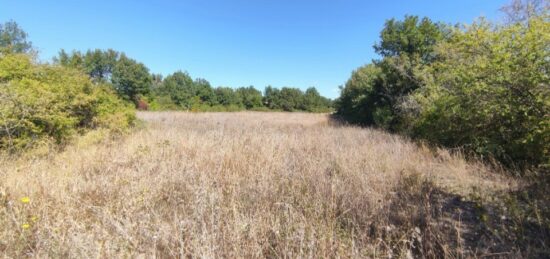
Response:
[0,20,33,54]
[112,54,152,103]
[236,86,263,109]
[158,71,195,109]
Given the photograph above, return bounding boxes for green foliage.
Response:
[236,86,263,109]
[336,12,549,170]
[335,64,381,124]
[336,15,450,129]
[54,49,152,106]
[264,86,332,112]
[411,17,549,169]
[0,54,135,150]
[0,20,33,54]
[214,87,240,107]
[374,16,450,63]
[112,54,152,103]
[52,48,333,113]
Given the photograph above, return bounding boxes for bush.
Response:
[336,15,549,171]
[410,17,549,170]
[0,54,135,150]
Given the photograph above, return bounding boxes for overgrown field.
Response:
[0,112,547,257]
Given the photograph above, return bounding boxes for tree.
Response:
[214,87,240,106]
[335,64,382,124]
[112,54,152,103]
[279,87,304,111]
[302,87,324,112]
[157,71,194,109]
[0,20,33,54]
[500,0,549,24]
[263,86,282,109]
[374,16,450,63]
[194,78,216,105]
[338,15,451,130]
[236,86,263,109]
[83,49,119,82]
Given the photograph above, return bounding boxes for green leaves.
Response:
[0,54,135,150]
[337,13,549,170]
[0,20,33,54]
[112,54,152,103]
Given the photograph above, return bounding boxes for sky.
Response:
[1,0,508,98]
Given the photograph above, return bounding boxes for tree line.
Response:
[53,49,333,112]
[335,0,549,171]
[0,20,332,151]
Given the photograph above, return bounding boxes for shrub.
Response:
[410,17,549,170]
[0,53,135,150]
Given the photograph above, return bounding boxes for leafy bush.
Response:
[0,53,135,150]
[410,17,549,170]
[336,14,549,170]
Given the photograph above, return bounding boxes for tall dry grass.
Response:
[0,112,517,257]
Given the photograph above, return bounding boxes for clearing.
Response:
[1,112,520,257]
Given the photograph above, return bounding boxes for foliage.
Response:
[335,64,381,124]
[411,17,549,169]
[0,20,33,54]
[264,86,332,112]
[336,11,549,170]
[236,86,263,109]
[0,54,134,150]
[112,54,152,103]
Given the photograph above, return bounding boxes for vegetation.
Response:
[54,50,333,113]
[0,20,332,152]
[335,2,549,171]
[1,0,549,257]
[2,112,540,257]
[0,23,134,152]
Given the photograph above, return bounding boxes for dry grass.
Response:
[0,112,519,257]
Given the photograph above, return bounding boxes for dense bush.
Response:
[0,53,135,150]
[336,13,549,170]
[410,17,549,169]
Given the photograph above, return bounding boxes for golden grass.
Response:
[0,111,516,257]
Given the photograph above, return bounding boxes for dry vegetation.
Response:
[0,112,532,257]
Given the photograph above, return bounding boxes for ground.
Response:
[0,112,525,257]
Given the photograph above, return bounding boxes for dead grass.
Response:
[0,112,522,257]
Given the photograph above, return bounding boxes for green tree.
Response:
[279,87,304,111]
[214,87,240,106]
[157,71,194,109]
[83,49,119,82]
[335,64,382,124]
[0,20,33,54]
[194,78,216,105]
[263,86,282,109]
[236,86,263,109]
[112,54,152,103]
[337,15,450,129]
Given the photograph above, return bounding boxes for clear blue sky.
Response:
[1,0,507,98]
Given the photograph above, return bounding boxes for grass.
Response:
[0,111,545,257]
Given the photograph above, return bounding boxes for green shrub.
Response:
[0,53,135,150]
[336,14,549,171]
[410,17,549,170]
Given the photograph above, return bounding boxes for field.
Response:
[0,112,521,257]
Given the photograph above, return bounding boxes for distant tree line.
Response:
[53,49,333,112]
[335,0,549,171]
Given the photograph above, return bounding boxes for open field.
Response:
[0,112,525,257]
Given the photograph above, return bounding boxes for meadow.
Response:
[0,112,526,258]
